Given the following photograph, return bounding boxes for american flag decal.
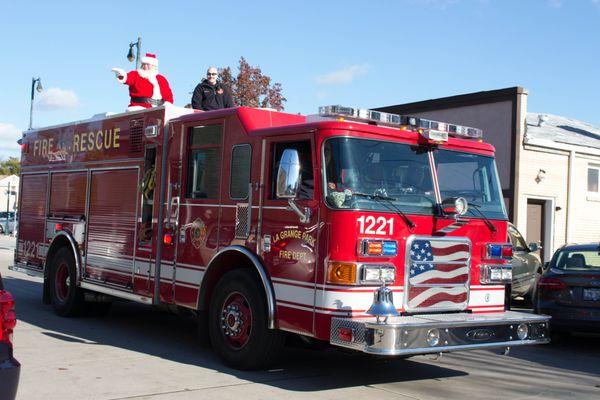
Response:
[407,238,470,311]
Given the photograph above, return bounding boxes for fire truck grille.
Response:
[129,119,144,153]
[404,236,471,313]
[235,204,250,239]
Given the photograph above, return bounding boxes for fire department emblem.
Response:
[188,218,207,250]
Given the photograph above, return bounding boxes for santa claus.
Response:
[112,53,174,111]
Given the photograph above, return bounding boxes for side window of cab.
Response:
[270,140,314,200]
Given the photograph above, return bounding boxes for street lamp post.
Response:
[29,77,43,130]
[127,37,142,70]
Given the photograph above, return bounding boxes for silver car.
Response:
[508,223,543,302]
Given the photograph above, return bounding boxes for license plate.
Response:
[583,288,600,301]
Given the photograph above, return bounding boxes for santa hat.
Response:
[141,53,159,67]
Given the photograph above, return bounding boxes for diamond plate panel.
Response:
[330,318,367,351]
[235,203,250,239]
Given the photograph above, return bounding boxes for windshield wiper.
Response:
[467,203,497,233]
[351,191,416,229]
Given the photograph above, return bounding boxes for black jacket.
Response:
[191,80,234,111]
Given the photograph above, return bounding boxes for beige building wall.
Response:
[516,143,600,259]
[570,154,600,243]
[516,145,569,259]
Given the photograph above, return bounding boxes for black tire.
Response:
[197,310,211,348]
[49,247,85,317]
[0,225,5,234]
[208,269,285,370]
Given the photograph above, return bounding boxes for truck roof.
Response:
[23,105,495,156]
[176,107,496,154]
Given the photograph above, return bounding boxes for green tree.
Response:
[0,157,20,175]
[219,57,286,111]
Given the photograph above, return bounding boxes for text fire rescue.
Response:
[32,128,121,158]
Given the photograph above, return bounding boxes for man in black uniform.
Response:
[191,67,235,111]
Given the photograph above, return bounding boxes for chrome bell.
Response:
[366,284,400,323]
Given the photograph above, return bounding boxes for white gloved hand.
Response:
[111,68,126,82]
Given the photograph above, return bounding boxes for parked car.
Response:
[508,223,543,302]
[0,272,19,400]
[536,243,600,334]
[0,212,17,235]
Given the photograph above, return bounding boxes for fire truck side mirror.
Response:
[276,149,302,199]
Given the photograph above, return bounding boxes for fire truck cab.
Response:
[12,104,550,369]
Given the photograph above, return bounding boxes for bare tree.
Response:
[220,57,286,111]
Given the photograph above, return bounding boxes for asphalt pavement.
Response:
[1,235,599,400]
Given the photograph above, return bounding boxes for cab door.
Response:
[260,135,319,335]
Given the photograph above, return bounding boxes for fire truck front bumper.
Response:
[330,311,550,356]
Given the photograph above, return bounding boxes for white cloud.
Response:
[36,87,79,110]
[316,64,370,85]
[0,123,22,160]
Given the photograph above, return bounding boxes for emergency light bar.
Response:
[318,105,483,140]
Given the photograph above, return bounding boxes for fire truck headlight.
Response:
[327,262,357,285]
[517,323,529,340]
[426,328,440,347]
[360,264,395,285]
[480,265,512,284]
[501,266,512,281]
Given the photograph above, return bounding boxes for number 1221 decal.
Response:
[357,215,394,235]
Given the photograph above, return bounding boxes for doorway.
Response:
[526,199,546,262]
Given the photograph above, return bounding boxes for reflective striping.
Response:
[271,276,404,292]
[175,262,206,271]
[273,281,404,313]
[87,254,134,272]
[176,268,204,285]
[471,285,504,290]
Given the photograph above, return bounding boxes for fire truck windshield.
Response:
[323,138,507,220]
[434,149,507,220]
[323,138,436,213]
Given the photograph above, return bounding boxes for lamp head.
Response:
[35,79,43,93]
[127,46,135,62]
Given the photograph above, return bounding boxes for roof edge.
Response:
[375,86,528,114]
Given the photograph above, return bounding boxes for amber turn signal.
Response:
[327,262,357,285]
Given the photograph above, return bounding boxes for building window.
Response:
[588,166,599,193]
[186,125,222,199]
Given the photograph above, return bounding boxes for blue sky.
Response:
[1,0,599,159]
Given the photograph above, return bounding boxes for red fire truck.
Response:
[12,104,549,369]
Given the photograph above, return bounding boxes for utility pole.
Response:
[5,182,10,235]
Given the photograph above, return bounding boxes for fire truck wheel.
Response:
[208,269,285,370]
[49,247,85,317]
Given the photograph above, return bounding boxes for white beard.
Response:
[137,68,161,100]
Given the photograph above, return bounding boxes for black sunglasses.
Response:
[207,72,218,76]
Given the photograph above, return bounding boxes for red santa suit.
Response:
[113,53,174,111]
